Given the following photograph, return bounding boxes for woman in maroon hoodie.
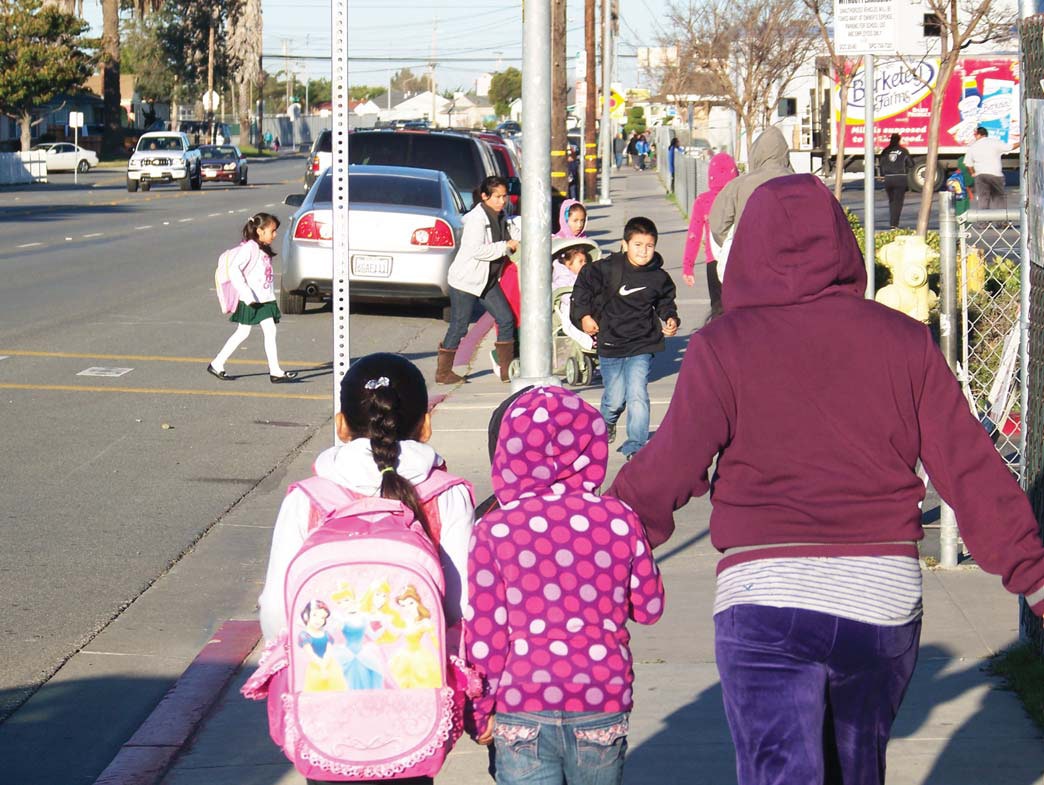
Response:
[611,174,1044,785]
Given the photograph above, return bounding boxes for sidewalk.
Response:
[139,169,1042,784]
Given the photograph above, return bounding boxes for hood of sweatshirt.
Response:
[554,198,587,238]
[749,126,792,172]
[707,152,739,194]
[491,386,608,505]
[722,173,866,311]
[312,439,442,496]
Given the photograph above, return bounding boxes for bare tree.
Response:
[662,0,819,161]
[910,0,1016,234]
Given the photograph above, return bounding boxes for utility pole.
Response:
[207,17,216,143]
[550,0,568,198]
[282,39,290,110]
[430,16,438,125]
[599,0,612,205]
[583,0,597,200]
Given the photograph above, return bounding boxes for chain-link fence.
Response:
[957,214,1024,478]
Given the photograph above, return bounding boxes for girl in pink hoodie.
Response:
[681,152,738,316]
[466,386,664,785]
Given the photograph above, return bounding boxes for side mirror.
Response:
[507,177,521,197]
[284,193,305,207]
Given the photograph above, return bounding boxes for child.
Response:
[682,152,738,317]
[552,243,595,353]
[465,386,665,785]
[570,216,680,459]
[208,212,298,383]
[554,198,588,239]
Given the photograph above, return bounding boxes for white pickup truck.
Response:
[127,132,202,192]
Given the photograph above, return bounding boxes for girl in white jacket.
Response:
[258,353,476,647]
[208,213,298,383]
[436,176,520,385]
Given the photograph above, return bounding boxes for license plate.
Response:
[351,254,392,277]
[204,169,217,177]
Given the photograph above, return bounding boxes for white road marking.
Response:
[83,233,102,238]
[16,242,42,249]
[178,218,193,223]
[0,356,9,361]
[65,237,73,241]
[77,367,134,377]
[208,212,222,217]
[162,221,170,225]
[135,225,153,230]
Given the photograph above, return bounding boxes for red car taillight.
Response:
[410,220,454,248]
[311,155,320,173]
[294,212,331,241]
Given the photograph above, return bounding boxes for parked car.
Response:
[496,120,522,136]
[197,144,248,185]
[303,129,331,189]
[30,142,98,173]
[278,165,467,315]
[347,129,500,208]
[472,132,522,211]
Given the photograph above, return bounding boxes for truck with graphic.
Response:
[816,54,1019,192]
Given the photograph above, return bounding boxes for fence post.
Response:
[937,190,961,567]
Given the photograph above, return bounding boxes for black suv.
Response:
[347,130,500,208]
[304,129,332,189]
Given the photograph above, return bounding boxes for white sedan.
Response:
[31,143,99,173]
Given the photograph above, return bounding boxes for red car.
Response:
[473,132,522,211]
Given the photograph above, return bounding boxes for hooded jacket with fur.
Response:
[610,174,1044,616]
[466,387,664,731]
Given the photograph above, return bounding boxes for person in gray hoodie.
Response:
[708,127,793,279]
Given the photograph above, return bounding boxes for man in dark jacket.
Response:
[879,133,914,228]
[571,216,679,459]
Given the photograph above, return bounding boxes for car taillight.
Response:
[411,220,454,248]
[312,155,320,172]
[294,212,332,241]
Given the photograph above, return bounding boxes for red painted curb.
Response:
[93,619,261,785]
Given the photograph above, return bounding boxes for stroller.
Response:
[550,237,602,386]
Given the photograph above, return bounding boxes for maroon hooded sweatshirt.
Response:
[610,174,1044,615]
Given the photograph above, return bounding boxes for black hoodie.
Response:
[570,250,679,358]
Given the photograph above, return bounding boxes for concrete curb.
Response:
[91,620,261,785]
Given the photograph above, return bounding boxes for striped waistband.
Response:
[717,541,919,575]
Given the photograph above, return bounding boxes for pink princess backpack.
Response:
[242,469,480,781]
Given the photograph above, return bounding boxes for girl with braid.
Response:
[258,352,476,655]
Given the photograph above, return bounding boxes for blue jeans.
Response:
[715,605,921,785]
[598,353,652,457]
[493,711,629,785]
[442,283,515,349]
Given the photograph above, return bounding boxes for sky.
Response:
[79,0,669,99]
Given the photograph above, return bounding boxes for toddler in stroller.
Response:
[551,237,601,385]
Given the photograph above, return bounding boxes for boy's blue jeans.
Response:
[492,710,629,785]
[598,353,652,457]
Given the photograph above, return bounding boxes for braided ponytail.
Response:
[340,354,434,541]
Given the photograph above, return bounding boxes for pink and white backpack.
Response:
[214,243,251,314]
[242,471,480,782]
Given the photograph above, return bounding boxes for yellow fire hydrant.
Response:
[876,236,939,324]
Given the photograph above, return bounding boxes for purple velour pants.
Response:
[714,605,921,785]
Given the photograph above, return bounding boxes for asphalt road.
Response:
[0,157,451,722]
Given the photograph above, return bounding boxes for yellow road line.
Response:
[0,383,328,400]
[0,350,328,366]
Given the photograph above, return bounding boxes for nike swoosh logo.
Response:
[618,285,647,296]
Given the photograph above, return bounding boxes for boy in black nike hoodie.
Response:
[571,216,680,458]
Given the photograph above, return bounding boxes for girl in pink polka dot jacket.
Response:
[465,386,664,784]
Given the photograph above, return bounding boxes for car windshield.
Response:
[141,136,181,152]
[200,146,236,159]
[348,134,478,206]
[314,172,442,209]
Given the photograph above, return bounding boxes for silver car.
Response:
[279,165,467,315]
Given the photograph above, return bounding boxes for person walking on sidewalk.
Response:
[437,176,520,385]
[571,216,679,460]
[613,131,626,170]
[879,133,914,229]
[626,132,639,169]
[466,386,664,784]
[635,134,650,171]
[682,151,738,317]
[208,212,299,383]
[964,125,1013,210]
[610,174,1044,785]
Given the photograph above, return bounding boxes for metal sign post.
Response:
[331,0,351,437]
[69,111,84,185]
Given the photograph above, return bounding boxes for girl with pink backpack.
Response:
[248,353,477,784]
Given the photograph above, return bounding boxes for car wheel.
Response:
[909,159,945,193]
[179,174,191,191]
[239,170,248,185]
[77,159,90,173]
[190,169,202,190]
[279,286,306,315]
[127,178,139,192]
[141,180,151,191]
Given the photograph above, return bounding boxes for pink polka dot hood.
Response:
[465,386,665,732]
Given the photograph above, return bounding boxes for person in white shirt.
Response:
[963,126,1011,210]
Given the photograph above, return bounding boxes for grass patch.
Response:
[665,190,687,218]
[988,643,1044,732]
[238,144,279,157]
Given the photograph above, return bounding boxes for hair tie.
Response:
[380,466,396,474]
[364,376,390,390]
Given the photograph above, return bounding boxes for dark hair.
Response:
[976,126,989,137]
[623,216,658,242]
[301,599,330,626]
[889,133,901,146]
[473,175,508,205]
[559,247,590,266]
[340,353,433,539]
[243,212,280,257]
[566,202,587,219]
